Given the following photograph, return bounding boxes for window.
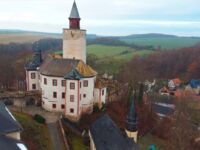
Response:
[52,79,57,86]
[62,92,65,99]
[52,104,56,109]
[61,104,65,109]
[53,92,57,98]
[83,94,86,98]
[70,108,74,113]
[44,78,47,85]
[102,90,104,96]
[31,73,36,79]
[32,84,36,90]
[62,80,66,87]
[83,80,88,87]
[70,95,74,102]
[80,82,82,88]
[70,82,75,89]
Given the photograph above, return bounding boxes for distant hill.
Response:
[0,29,200,49]
[120,33,178,39]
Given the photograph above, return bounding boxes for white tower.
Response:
[63,1,86,63]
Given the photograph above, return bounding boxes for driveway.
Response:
[9,106,66,150]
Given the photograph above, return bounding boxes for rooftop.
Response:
[89,115,139,150]
[39,56,97,78]
[69,1,80,19]
[0,102,22,134]
[0,134,27,150]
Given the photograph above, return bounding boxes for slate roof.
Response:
[69,1,80,19]
[25,50,42,71]
[0,102,22,134]
[153,103,175,117]
[189,79,200,89]
[39,56,97,79]
[89,115,139,150]
[0,134,27,150]
[125,96,138,132]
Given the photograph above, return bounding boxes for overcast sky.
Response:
[0,0,200,36]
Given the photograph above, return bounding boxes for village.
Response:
[1,1,200,150]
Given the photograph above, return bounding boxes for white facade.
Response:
[38,74,96,120]
[40,75,66,112]
[26,70,40,91]
[63,29,86,63]
[94,88,107,104]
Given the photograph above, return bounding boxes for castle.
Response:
[25,1,107,121]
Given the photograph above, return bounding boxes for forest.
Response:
[0,38,200,90]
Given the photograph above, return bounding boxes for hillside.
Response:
[0,30,200,50]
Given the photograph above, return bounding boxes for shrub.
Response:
[34,114,46,124]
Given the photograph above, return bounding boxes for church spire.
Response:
[125,95,138,143]
[69,1,81,29]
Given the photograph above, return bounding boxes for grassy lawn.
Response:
[122,37,200,49]
[87,44,153,61]
[71,136,88,150]
[87,44,134,58]
[138,134,166,150]
[13,112,54,150]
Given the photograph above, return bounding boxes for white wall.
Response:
[63,29,86,63]
[80,77,95,110]
[6,132,21,140]
[65,80,80,117]
[26,70,40,91]
[89,131,96,150]
[94,88,107,104]
[40,74,65,112]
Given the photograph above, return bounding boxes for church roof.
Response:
[89,115,139,150]
[39,56,97,79]
[125,96,138,132]
[69,1,80,19]
[0,102,22,134]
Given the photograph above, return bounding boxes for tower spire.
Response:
[69,1,80,29]
[125,95,138,143]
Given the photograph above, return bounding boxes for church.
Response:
[25,1,107,121]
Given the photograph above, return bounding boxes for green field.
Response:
[87,45,153,61]
[122,37,200,49]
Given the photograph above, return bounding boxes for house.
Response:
[25,1,106,121]
[152,103,175,117]
[0,102,27,150]
[0,102,22,140]
[168,78,182,90]
[185,79,200,95]
[94,79,107,108]
[89,115,139,150]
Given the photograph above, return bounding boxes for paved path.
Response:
[9,106,65,150]
[48,123,63,150]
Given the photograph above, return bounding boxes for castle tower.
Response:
[63,1,86,63]
[125,96,138,143]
